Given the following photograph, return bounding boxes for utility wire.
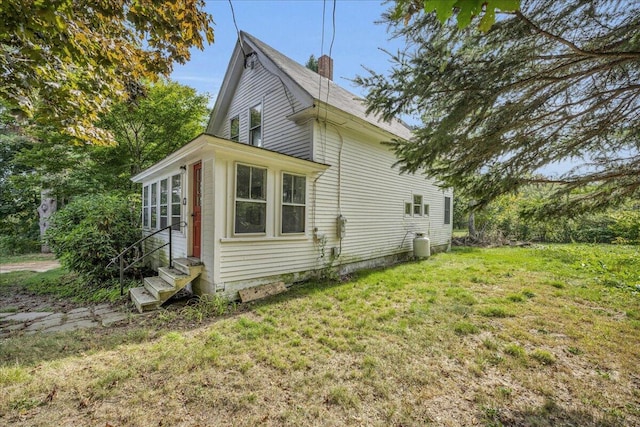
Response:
[228,0,246,56]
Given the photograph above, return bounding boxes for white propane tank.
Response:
[413,232,431,259]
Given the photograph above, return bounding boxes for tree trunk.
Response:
[37,189,57,253]
[468,211,477,238]
[468,199,477,238]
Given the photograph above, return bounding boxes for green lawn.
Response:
[1,244,639,426]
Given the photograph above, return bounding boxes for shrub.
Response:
[45,193,140,283]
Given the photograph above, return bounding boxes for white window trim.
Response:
[142,185,150,228]
[404,201,412,217]
[444,196,452,225]
[230,115,239,141]
[170,173,183,232]
[234,162,268,236]
[248,102,263,147]
[281,172,307,235]
[142,173,184,234]
[159,178,168,229]
[413,194,423,216]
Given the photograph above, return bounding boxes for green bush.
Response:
[455,187,640,244]
[45,193,140,283]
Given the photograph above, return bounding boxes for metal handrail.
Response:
[108,221,187,295]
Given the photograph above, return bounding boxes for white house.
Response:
[129,32,453,312]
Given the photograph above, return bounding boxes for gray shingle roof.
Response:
[242,32,413,141]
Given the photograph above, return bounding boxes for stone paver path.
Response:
[0,303,130,337]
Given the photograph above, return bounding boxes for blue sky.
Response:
[170,0,402,103]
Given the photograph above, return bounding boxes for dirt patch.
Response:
[0,260,61,273]
[0,289,83,313]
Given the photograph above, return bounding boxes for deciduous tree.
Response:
[0,0,213,144]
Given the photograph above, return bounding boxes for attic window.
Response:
[249,103,262,147]
[230,116,239,141]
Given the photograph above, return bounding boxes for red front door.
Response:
[192,161,202,258]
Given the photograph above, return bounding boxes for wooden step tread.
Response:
[158,267,189,280]
[130,287,159,313]
[173,257,202,266]
[144,276,175,292]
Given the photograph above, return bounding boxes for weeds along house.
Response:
[129,32,453,311]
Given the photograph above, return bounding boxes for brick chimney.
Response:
[318,55,333,80]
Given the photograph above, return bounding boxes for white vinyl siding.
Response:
[311,124,452,265]
[211,62,313,159]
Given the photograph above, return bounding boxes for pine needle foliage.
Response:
[357,0,640,217]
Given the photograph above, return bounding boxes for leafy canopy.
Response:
[358,0,640,216]
[0,0,213,144]
[97,79,210,186]
[392,0,520,31]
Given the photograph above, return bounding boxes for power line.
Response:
[228,0,246,55]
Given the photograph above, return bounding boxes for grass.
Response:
[1,244,639,426]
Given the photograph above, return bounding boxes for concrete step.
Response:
[173,257,203,276]
[144,276,176,301]
[130,287,160,313]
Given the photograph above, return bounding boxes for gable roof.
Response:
[208,31,413,141]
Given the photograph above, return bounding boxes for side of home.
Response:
[131,31,452,304]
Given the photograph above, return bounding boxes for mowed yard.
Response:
[1,245,639,426]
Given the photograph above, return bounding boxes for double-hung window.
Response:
[171,174,182,230]
[444,196,451,225]
[230,115,239,141]
[143,173,182,231]
[160,179,168,228]
[142,185,150,228]
[249,103,262,147]
[235,164,267,234]
[150,183,158,229]
[413,195,423,216]
[282,173,306,234]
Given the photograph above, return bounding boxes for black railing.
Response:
[107,222,187,295]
